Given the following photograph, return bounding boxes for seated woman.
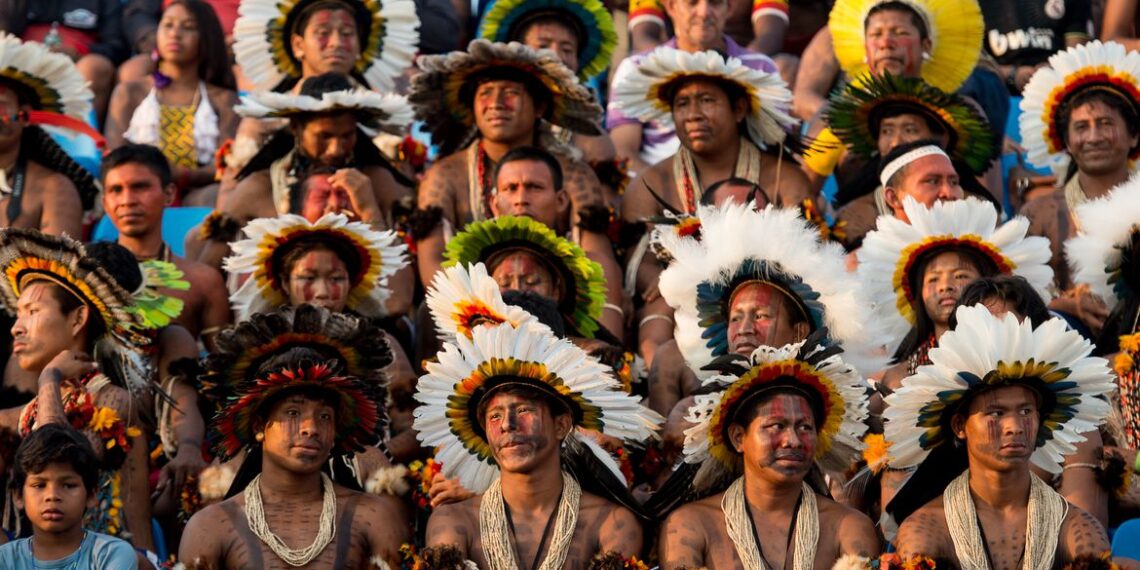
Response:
[105,0,238,207]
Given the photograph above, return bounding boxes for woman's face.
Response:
[284,248,351,313]
[158,4,200,65]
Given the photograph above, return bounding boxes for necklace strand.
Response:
[244,473,337,566]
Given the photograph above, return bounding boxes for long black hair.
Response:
[164,0,236,90]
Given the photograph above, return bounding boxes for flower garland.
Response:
[408,458,442,511]
[85,470,127,538]
[1116,332,1140,448]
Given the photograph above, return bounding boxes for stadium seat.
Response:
[1112,518,1140,560]
[90,207,214,258]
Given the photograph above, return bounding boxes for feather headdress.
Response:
[610,47,795,149]
[0,33,92,119]
[829,0,982,92]
[425,262,547,344]
[477,0,617,79]
[409,40,603,156]
[235,89,413,135]
[658,202,887,378]
[1066,177,1140,306]
[412,319,662,492]
[225,213,408,321]
[884,304,1113,475]
[857,197,1054,355]
[232,0,420,92]
[681,331,869,495]
[1020,41,1140,175]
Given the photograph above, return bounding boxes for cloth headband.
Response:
[880,144,950,188]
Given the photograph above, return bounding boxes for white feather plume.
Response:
[1066,174,1140,306]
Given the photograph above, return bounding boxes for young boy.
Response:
[0,424,138,568]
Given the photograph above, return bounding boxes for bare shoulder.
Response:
[895,497,952,560]
[28,163,79,196]
[226,171,274,218]
[182,499,237,551]
[419,152,464,207]
[119,79,152,103]
[426,495,480,548]
[623,160,674,220]
[174,256,225,287]
[205,84,238,105]
[1017,190,1062,223]
[353,490,412,549]
[817,495,880,556]
[880,361,909,392]
[665,492,722,528]
[1060,503,1110,561]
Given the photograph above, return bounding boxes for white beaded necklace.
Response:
[244,473,337,567]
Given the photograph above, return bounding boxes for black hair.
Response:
[892,247,1000,363]
[475,383,571,430]
[870,105,948,149]
[502,289,567,338]
[879,138,946,188]
[949,275,1051,329]
[512,13,585,56]
[662,75,750,113]
[164,0,237,90]
[11,424,99,494]
[276,236,363,289]
[865,1,929,40]
[700,177,769,207]
[293,0,365,45]
[727,385,823,443]
[101,143,174,188]
[494,146,564,191]
[23,126,101,211]
[1057,88,1140,152]
[288,73,359,127]
[80,242,145,346]
[460,68,553,121]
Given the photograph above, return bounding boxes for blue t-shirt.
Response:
[0,531,137,569]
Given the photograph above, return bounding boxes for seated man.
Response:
[659,333,879,568]
[0,36,100,237]
[409,40,624,336]
[886,304,1116,567]
[612,47,812,369]
[180,305,410,568]
[1018,41,1140,332]
[415,316,661,567]
[101,144,231,349]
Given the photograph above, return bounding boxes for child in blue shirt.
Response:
[0,424,137,569]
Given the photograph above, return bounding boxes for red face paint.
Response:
[285,249,351,312]
[727,282,803,356]
[737,394,818,480]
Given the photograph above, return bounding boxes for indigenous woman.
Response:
[106,0,239,206]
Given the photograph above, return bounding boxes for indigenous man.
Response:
[195,73,415,313]
[612,47,812,370]
[875,141,964,224]
[818,75,999,249]
[476,0,619,165]
[101,144,231,349]
[414,315,661,568]
[651,203,884,462]
[607,0,778,174]
[180,305,410,568]
[1019,41,1140,330]
[659,332,879,568]
[886,304,1118,568]
[0,231,172,551]
[0,35,100,237]
[409,40,623,337]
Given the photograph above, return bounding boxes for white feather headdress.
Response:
[0,33,92,119]
[425,262,548,344]
[1065,175,1140,307]
[682,333,869,492]
[225,213,408,321]
[232,0,420,92]
[1020,41,1140,175]
[658,202,887,378]
[609,47,796,149]
[884,304,1113,474]
[235,89,414,135]
[857,197,1054,355]
[412,320,662,492]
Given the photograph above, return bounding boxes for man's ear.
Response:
[69,304,90,339]
[489,190,503,217]
[883,185,902,212]
[163,183,177,206]
[792,321,810,343]
[950,413,966,441]
[660,0,676,19]
[727,423,745,454]
[732,97,748,124]
[555,188,570,211]
[290,34,306,62]
[555,413,573,441]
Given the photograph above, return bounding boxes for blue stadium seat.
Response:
[91,207,214,257]
[1112,518,1140,560]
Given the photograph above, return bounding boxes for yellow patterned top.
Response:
[159,103,198,168]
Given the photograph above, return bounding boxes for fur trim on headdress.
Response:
[412,319,662,492]
[884,304,1114,474]
[829,0,982,92]
[197,463,237,502]
[826,72,996,173]
[682,332,869,494]
[203,304,393,460]
[477,0,617,79]
[1021,41,1140,175]
[658,202,887,378]
[364,464,411,496]
[232,0,420,91]
[857,197,1054,355]
[409,40,603,156]
[425,262,547,344]
[1066,174,1140,306]
[235,89,413,136]
[610,47,795,150]
[225,213,408,321]
[0,33,92,119]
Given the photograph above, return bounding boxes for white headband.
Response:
[880,145,950,188]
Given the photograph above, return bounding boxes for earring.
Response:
[255,432,264,443]
[922,51,932,61]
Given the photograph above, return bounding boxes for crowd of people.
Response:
[1,0,1140,567]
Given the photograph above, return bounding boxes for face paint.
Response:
[727,282,804,356]
[490,251,558,300]
[961,385,1039,468]
[285,249,351,312]
[482,391,560,474]
[735,393,818,480]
